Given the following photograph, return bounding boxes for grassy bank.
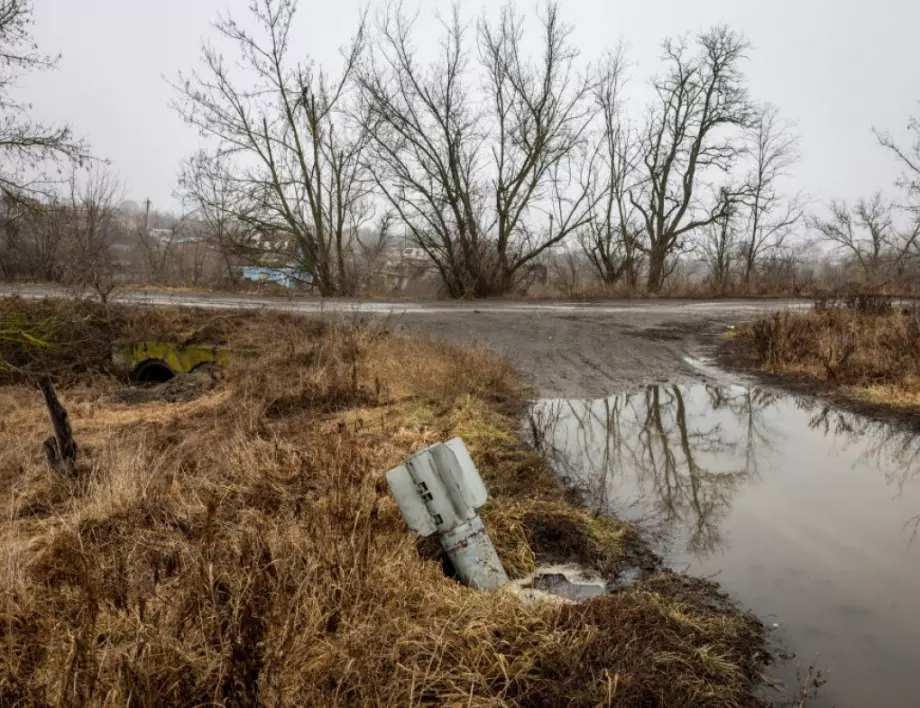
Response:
[729,296,920,412]
[0,298,767,706]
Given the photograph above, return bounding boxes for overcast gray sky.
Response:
[19,0,920,213]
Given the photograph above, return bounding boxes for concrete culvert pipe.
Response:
[134,359,175,384]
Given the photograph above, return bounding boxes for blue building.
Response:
[238,265,313,289]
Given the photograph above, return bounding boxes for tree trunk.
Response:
[624,250,640,292]
[646,248,667,293]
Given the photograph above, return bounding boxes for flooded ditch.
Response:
[529,382,920,708]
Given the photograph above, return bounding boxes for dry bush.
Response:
[0,298,767,706]
[734,299,920,399]
[813,293,896,315]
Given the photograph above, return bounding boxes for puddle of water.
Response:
[530,384,920,708]
[509,565,608,603]
[531,572,606,601]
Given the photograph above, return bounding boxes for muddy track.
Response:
[394,307,776,398]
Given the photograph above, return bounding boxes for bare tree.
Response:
[699,207,737,294]
[15,201,68,280]
[350,211,395,293]
[360,2,598,297]
[134,199,183,284]
[0,0,91,280]
[738,103,804,288]
[173,0,372,296]
[0,167,122,291]
[0,197,59,280]
[0,0,89,202]
[579,47,644,289]
[809,194,912,285]
[875,107,920,204]
[61,167,121,296]
[178,151,252,286]
[549,247,589,297]
[631,27,755,292]
[873,107,920,270]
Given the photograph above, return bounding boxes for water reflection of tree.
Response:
[531,384,778,556]
[799,401,920,539]
[707,387,780,478]
[532,387,920,552]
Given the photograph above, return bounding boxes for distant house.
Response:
[148,228,174,243]
[369,242,439,291]
[401,246,429,262]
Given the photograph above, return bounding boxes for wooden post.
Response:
[37,376,78,476]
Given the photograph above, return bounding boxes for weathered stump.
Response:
[37,376,77,476]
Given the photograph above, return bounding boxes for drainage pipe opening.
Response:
[135,360,175,384]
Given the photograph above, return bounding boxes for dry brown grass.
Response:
[0,298,767,706]
[732,296,920,407]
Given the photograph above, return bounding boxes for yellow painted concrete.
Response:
[111,341,230,374]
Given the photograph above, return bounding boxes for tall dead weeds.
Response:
[736,299,920,398]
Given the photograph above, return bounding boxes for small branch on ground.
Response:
[796,665,826,707]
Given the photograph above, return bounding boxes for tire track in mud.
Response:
[396,310,733,399]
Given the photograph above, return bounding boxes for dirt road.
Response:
[395,307,737,397]
[2,284,801,397]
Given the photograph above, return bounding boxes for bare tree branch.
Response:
[0,1,90,203]
[178,151,254,285]
[738,103,804,287]
[809,193,915,286]
[579,45,645,289]
[874,109,920,204]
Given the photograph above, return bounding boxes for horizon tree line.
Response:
[1,0,919,297]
